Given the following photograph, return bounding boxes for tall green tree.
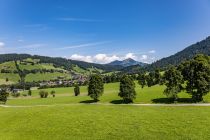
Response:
[0,88,9,104]
[154,69,162,85]
[138,73,146,88]
[163,66,183,101]
[182,54,210,102]
[88,74,104,101]
[146,72,155,87]
[119,75,136,103]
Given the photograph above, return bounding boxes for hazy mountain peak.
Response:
[108,58,147,67]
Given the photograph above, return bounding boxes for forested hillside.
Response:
[146,36,210,70]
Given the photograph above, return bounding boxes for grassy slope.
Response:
[25,72,71,82]
[0,60,70,83]
[1,105,210,140]
[72,65,104,75]
[0,73,20,84]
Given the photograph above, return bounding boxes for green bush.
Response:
[11,92,21,98]
[74,84,80,96]
[28,90,32,96]
[39,90,48,98]
[50,90,55,97]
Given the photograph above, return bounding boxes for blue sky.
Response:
[0,0,210,63]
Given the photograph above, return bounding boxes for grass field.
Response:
[2,83,210,140]
[1,105,210,140]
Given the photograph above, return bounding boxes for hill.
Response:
[146,36,210,70]
[0,54,122,72]
[0,55,122,85]
[108,58,147,67]
[0,59,71,84]
[120,36,210,73]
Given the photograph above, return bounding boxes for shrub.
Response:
[50,90,55,97]
[28,89,32,96]
[39,90,48,98]
[11,92,21,98]
[22,93,27,97]
[74,84,80,96]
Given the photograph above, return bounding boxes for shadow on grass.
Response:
[80,100,98,104]
[110,100,124,104]
[110,100,133,104]
[152,98,194,104]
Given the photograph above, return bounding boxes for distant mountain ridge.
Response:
[108,58,147,67]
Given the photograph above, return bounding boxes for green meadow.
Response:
[7,82,210,106]
[1,105,210,140]
[1,82,210,140]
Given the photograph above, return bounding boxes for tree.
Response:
[163,66,183,102]
[138,73,146,88]
[0,88,9,104]
[50,90,55,97]
[28,89,32,96]
[146,72,155,87]
[5,78,9,82]
[182,55,210,102]
[74,84,80,96]
[15,61,27,90]
[119,75,136,103]
[154,69,162,85]
[88,74,104,101]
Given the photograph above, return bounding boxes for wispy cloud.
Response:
[148,50,156,54]
[17,39,24,42]
[57,41,111,50]
[56,17,102,22]
[0,42,5,48]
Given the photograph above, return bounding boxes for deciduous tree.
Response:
[88,74,104,101]
[119,75,136,103]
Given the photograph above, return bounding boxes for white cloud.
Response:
[0,42,5,48]
[94,54,119,63]
[69,52,155,64]
[125,53,136,59]
[148,50,156,54]
[70,54,93,63]
[140,55,148,60]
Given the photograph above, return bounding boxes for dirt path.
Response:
[1,103,210,108]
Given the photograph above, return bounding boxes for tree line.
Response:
[87,54,210,103]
